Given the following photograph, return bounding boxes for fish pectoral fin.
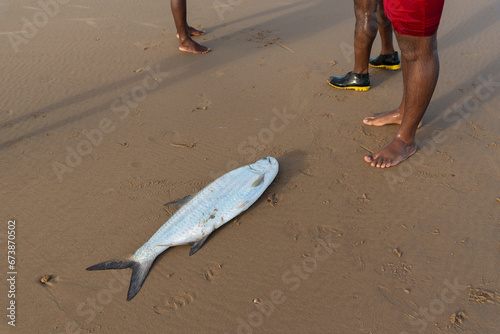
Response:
[164,195,193,207]
[251,174,265,187]
[189,235,210,256]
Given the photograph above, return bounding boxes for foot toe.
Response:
[363,117,374,125]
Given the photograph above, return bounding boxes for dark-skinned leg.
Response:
[364,11,423,128]
[171,0,210,54]
[365,32,439,168]
[368,0,400,71]
[353,0,379,74]
[377,0,394,55]
[363,55,408,126]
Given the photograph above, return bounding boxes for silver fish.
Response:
[87,157,279,300]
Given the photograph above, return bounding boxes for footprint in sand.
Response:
[191,93,212,112]
[203,263,224,282]
[204,269,215,282]
[153,292,195,314]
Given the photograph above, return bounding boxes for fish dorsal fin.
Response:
[189,235,210,256]
[164,195,193,207]
[252,174,265,187]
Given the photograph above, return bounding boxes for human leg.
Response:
[328,0,377,91]
[364,32,439,167]
[171,0,210,54]
[368,0,401,70]
[377,0,394,55]
[352,0,379,74]
[363,55,408,126]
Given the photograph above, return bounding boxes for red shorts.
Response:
[384,0,445,37]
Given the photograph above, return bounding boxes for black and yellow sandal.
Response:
[369,51,401,70]
[328,72,370,92]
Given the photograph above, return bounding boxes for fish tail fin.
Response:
[86,258,134,271]
[127,259,154,301]
[86,256,155,301]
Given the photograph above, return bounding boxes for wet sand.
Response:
[1,0,499,333]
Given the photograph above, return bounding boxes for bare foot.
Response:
[363,108,422,128]
[364,136,417,168]
[179,38,211,54]
[177,26,206,38]
[188,26,205,36]
[363,108,402,126]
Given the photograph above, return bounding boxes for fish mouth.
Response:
[266,157,277,165]
[261,157,278,166]
[249,157,278,173]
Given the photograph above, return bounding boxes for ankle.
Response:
[178,35,192,44]
[352,66,369,75]
[395,132,415,146]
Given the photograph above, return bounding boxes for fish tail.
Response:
[126,259,154,301]
[86,256,155,301]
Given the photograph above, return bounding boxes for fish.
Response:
[87,157,279,300]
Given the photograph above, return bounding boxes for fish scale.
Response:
[87,157,279,300]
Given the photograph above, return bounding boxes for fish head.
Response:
[248,157,279,181]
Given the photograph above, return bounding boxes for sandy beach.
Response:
[1,0,499,333]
